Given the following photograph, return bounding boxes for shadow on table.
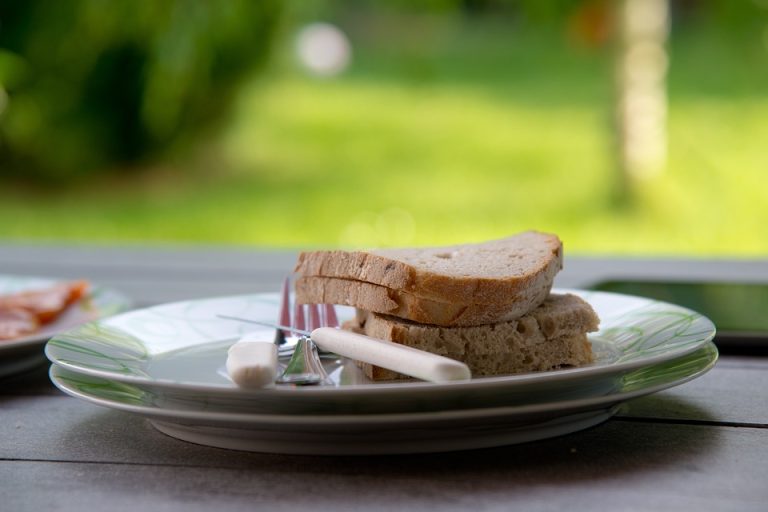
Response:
[282,398,722,486]
[0,360,56,396]
[53,394,723,489]
[4,396,750,512]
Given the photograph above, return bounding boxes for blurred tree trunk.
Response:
[615,0,669,198]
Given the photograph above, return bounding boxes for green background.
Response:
[1,1,766,255]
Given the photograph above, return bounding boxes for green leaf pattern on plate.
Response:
[49,322,150,377]
[47,294,282,379]
[55,369,153,406]
[596,302,714,362]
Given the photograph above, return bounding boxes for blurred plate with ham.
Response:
[0,275,131,378]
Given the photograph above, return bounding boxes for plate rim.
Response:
[45,288,717,396]
[49,341,718,426]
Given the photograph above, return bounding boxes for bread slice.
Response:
[294,231,562,305]
[296,275,553,327]
[344,293,599,381]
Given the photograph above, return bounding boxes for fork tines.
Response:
[323,303,339,328]
[276,277,339,341]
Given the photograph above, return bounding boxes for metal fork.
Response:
[274,278,336,385]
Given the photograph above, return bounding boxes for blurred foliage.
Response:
[0,0,281,182]
[0,0,767,255]
[293,0,768,27]
[1,0,765,184]
[1,10,767,254]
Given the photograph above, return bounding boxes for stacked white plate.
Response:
[45,289,718,455]
[0,275,130,379]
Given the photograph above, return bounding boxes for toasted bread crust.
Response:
[296,275,552,326]
[294,231,563,305]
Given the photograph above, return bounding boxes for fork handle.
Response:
[310,327,471,383]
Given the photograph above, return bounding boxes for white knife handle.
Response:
[226,332,278,388]
[310,327,471,383]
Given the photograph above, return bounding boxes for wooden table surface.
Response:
[2,244,768,511]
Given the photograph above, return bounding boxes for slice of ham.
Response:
[0,308,40,340]
[0,280,89,340]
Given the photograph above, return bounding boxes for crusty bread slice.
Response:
[296,275,552,326]
[344,293,599,381]
[294,231,562,305]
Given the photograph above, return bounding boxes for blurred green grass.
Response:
[1,19,767,254]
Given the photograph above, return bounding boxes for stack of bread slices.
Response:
[294,231,599,380]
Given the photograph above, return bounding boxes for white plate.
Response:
[49,342,717,454]
[46,289,716,414]
[1,275,131,378]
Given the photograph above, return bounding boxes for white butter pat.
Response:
[226,333,278,388]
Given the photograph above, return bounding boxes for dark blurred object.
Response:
[0,0,280,182]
